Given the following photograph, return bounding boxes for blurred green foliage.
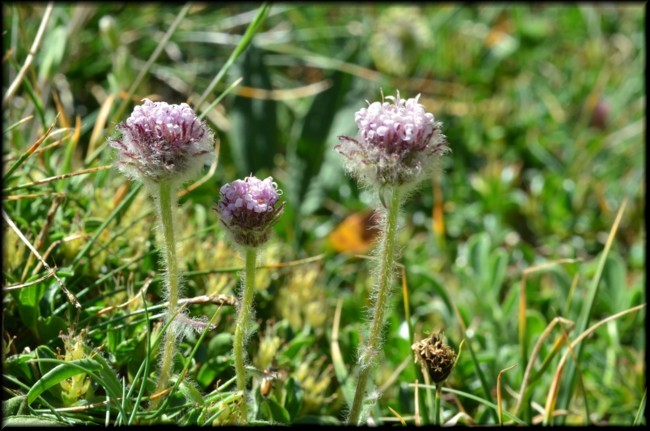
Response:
[2,3,645,426]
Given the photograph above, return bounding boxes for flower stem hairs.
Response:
[110,98,214,408]
[214,175,284,423]
[337,91,449,425]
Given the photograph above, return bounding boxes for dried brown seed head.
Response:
[411,331,457,384]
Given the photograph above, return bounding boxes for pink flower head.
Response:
[110,98,214,184]
[336,91,448,187]
[215,175,284,247]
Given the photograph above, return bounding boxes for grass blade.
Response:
[2,3,53,107]
[408,384,527,426]
[633,389,646,426]
[70,181,143,268]
[194,3,270,110]
[3,165,112,193]
[544,303,645,424]
[451,299,498,422]
[3,116,57,181]
[496,364,517,425]
[85,3,193,164]
[26,359,101,404]
[553,199,628,424]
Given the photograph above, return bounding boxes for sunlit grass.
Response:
[2,3,644,426]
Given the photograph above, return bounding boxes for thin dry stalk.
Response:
[4,165,112,193]
[387,406,407,426]
[21,195,63,282]
[2,209,80,308]
[496,363,518,425]
[2,3,54,107]
[513,316,574,417]
[543,304,646,424]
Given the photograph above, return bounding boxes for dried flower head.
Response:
[215,175,284,247]
[411,331,456,384]
[110,98,214,184]
[337,91,448,188]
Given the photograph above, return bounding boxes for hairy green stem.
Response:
[233,246,256,423]
[347,187,401,425]
[152,181,180,407]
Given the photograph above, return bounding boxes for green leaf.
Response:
[36,316,67,344]
[490,247,508,297]
[179,381,205,407]
[55,266,75,278]
[35,345,59,377]
[197,356,233,390]
[602,252,627,312]
[207,332,233,356]
[293,415,341,425]
[90,350,133,412]
[294,70,351,212]
[17,283,46,330]
[3,352,37,383]
[83,218,105,232]
[38,26,67,81]
[526,310,547,345]
[279,332,314,360]
[259,397,290,424]
[27,355,131,419]
[2,415,70,426]
[229,46,278,177]
[27,359,101,404]
[283,377,303,419]
[2,395,28,417]
[468,232,491,287]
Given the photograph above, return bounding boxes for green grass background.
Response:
[2,3,645,426]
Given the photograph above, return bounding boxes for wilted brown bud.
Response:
[411,331,457,384]
[589,98,610,130]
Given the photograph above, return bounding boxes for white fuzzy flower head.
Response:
[336,91,448,188]
[215,175,285,248]
[110,98,214,185]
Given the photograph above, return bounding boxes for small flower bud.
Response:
[99,15,119,52]
[337,91,448,188]
[215,175,284,248]
[110,98,214,185]
[411,331,457,384]
[589,98,610,130]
